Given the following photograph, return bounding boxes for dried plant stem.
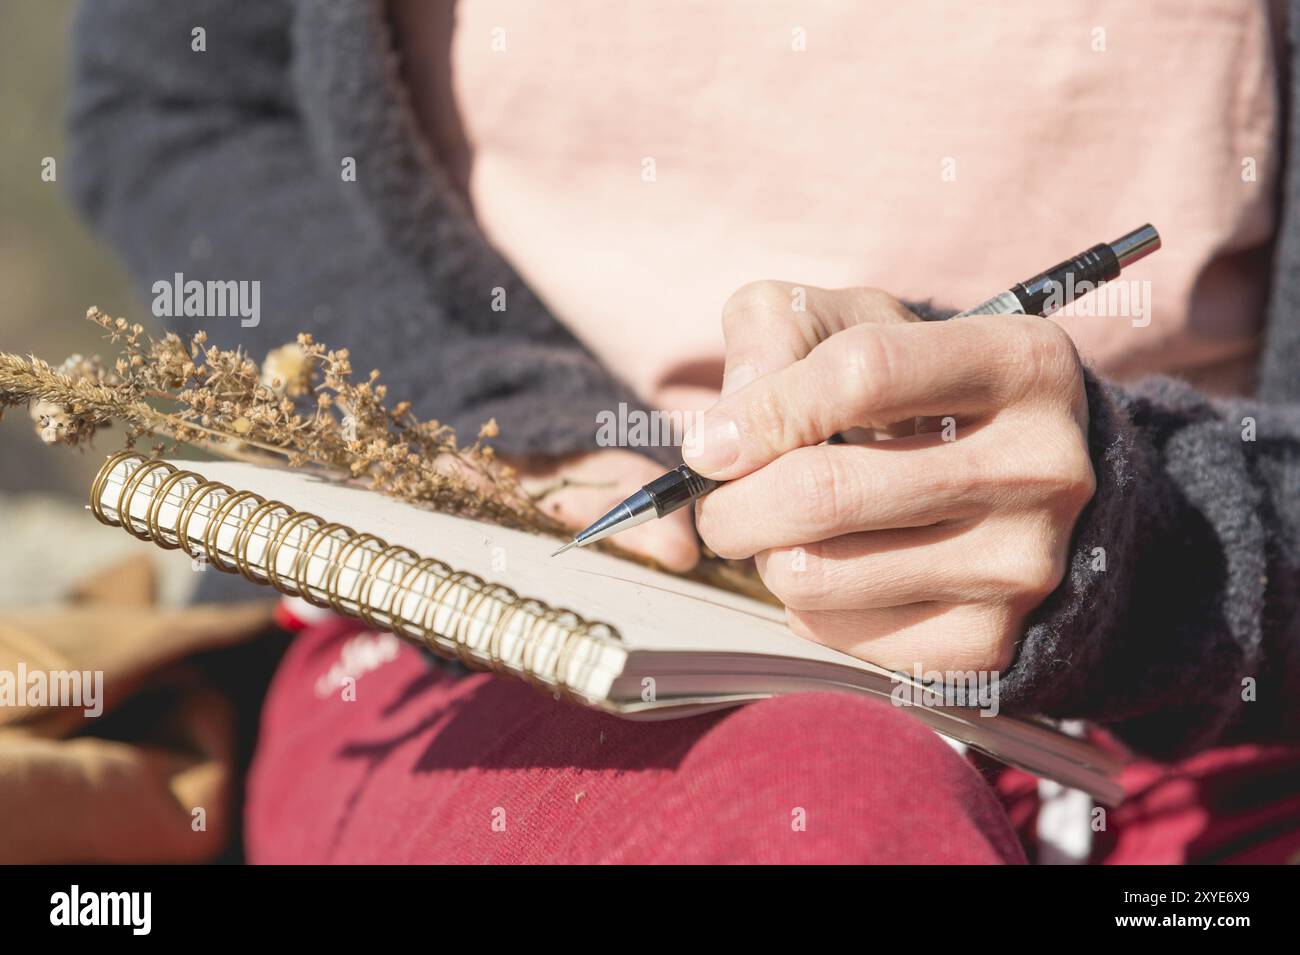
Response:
[0,308,566,535]
[0,354,117,409]
[1,316,772,603]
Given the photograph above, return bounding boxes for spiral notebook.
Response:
[88,452,1124,803]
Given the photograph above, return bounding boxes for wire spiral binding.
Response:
[90,452,620,698]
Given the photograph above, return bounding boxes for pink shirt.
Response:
[392,0,1282,414]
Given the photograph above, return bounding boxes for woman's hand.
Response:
[684,282,1096,674]
[509,448,701,573]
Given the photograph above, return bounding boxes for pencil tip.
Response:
[550,540,578,557]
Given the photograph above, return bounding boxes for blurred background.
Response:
[0,2,190,605]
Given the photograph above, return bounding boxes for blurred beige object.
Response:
[0,493,198,607]
[0,556,274,863]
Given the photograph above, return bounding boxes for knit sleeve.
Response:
[998,370,1300,758]
[65,0,648,460]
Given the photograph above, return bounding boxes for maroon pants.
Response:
[245,619,1300,864]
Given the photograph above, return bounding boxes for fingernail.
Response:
[683,413,739,472]
[721,362,758,397]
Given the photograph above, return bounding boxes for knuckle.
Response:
[719,302,751,341]
[831,326,892,413]
[784,607,819,643]
[1044,441,1097,512]
[789,454,855,530]
[757,545,830,610]
[694,498,748,560]
[1012,318,1082,392]
[848,287,913,325]
[958,607,1019,673]
[945,445,995,502]
[993,541,1066,601]
[1008,415,1096,513]
[723,280,792,326]
[739,379,801,452]
[915,608,1016,674]
[973,632,1018,675]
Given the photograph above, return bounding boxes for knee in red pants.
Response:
[614,691,1025,864]
[247,623,1023,863]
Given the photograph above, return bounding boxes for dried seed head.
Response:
[0,307,558,534]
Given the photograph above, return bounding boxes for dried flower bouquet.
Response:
[0,307,560,534]
[0,308,773,603]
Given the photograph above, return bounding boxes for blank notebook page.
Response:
[188,460,870,669]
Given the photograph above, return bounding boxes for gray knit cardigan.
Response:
[66,0,1300,758]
